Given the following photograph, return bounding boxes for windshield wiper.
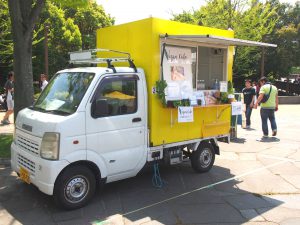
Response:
[44,110,71,116]
[30,106,46,112]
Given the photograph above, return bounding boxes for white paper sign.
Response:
[231,102,243,115]
[166,82,181,100]
[163,46,193,90]
[220,81,228,92]
[178,107,194,123]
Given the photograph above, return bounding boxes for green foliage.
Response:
[220,92,229,104]
[155,79,168,106]
[291,67,300,74]
[64,0,115,49]
[0,0,13,65]
[0,135,13,158]
[31,0,114,79]
[169,99,191,108]
[227,81,235,94]
[172,0,299,89]
[32,2,82,77]
[265,23,300,77]
[172,10,199,24]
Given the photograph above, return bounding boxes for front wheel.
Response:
[191,142,215,173]
[53,165,96,209]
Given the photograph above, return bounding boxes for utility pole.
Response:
[44,24,49,77]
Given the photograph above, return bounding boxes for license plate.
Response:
[19,167,30,184]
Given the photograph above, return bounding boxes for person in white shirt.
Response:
[1,71,14,125]
[40,74,48,91]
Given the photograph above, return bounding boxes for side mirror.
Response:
[92,99,109,118]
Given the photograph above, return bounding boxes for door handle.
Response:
[132,117,142,123]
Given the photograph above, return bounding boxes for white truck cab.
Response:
[11,50,220,209]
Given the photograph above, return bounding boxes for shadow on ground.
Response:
[256,137,280,143]
[231,138,247,144]
[0,162,283,225]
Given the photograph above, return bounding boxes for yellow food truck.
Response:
[11,17,276,209]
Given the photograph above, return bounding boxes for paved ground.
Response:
[0,112,14,134]
[0,105,300,225]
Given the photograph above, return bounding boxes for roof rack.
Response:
[69,49,137,73]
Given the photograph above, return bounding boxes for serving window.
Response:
[161,41,229,106]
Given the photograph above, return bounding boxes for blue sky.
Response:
[96,0,299,24]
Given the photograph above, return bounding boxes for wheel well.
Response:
[55,160,103,187]
[209,139,220,155]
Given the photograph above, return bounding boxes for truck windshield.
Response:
[33,72,95,115]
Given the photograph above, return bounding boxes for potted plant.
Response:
[155,80,168,106]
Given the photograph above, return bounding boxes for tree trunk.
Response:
[8,0,45,120]
[13,33,35,118]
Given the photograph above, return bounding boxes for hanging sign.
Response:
[163,46,193,100]
[178,107,194,123]
[231,101,243,115]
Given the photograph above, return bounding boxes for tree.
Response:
[172,10,200,25]
[172,0,279,87]
[31,1,114,82]
[33,2,82,78]
[233,1,278,83]
[0,0,13,66]
[8,0,46,117]
[264,1,300,77]
[64,0,114,49]
[7,0,88,118]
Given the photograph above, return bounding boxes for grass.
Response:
[0,134,13,158]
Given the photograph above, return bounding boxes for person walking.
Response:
[254,76,278,138]
[1,71,14,125]
[40,73,48,91]
[242,79,256,129]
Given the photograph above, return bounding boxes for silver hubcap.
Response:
[199,148,212,168]
[65,176,89,203]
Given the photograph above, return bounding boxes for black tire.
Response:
[191,142,215,173]
[53,165,96,210]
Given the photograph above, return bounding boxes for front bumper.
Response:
[11,142,69,195]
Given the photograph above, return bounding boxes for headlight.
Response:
[40,132,60,160]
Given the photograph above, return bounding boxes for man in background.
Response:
[254,77,278,138]
[1,71,14,125]
[242,79,256,129]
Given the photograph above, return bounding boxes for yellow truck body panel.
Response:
[97,18,234,146]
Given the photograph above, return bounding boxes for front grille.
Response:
[17,153,36,174]
[16,135,39,156]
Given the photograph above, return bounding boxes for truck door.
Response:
[86,73,147,180]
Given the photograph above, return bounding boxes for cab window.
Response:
[92,76,138,117]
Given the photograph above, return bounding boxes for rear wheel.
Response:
[191,142,215,173]
[54,165,96,209]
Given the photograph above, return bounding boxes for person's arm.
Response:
[275,93,278,111]
[250,95,255,108]
[250,89,255,108]
[254,93,264,109]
